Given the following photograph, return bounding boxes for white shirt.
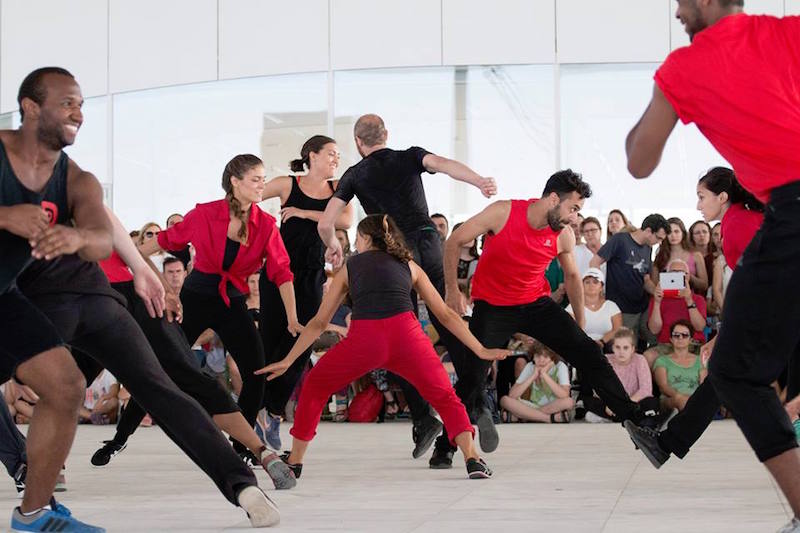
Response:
[517,361,570,386]
[574,244,605,278]
[566,299,621,341]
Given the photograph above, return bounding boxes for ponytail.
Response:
[356,214,413,263]
[288,134,336,174]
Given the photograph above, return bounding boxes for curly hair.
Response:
[356,214,413,263]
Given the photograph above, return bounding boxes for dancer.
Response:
[139,153,301,457]
[624,4,800,531]
[80,208,294,489]
[7,67,279,529]
[439,170,653,464]
[318,113,498,459]
[625,168,763,465]
[256,214,509,480]
[258,135,352,450]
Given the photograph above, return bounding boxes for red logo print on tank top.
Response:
[41,201,58,227]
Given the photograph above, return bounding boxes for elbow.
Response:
[627,156,656,179]
[318,218,335,237]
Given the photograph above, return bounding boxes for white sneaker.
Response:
[237,485,280,527]
[777,517,800,533]
[584,412,611,424]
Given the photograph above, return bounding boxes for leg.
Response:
[0,392,27,478]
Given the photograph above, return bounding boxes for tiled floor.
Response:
[0,420,790,532]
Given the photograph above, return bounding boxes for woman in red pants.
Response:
[256,214,509,480]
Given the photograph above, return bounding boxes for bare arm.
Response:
[539,367,570,399]
[648,291,663,335]
[601,313,623,345]
[412,261,508,361]
[444,201,510,313]
[507,373,537,399]
[625,84,679,178]
[557,227,585,328]
[712,256,725,312]
[261,176,293,204]
[422,154,497,198]
[318,197,348,267]
[277,281,302,335]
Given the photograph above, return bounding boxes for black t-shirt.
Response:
[347,250,414,320]
[333,147,435,236]
[597,232,653,314]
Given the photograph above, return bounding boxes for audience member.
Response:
[652,320,707,412]
[431,213,449,242]
[451,222,479,292]
[246,272,260,326]
[162,256,187,294]
[653,217,708,294]
[584,328,656,423]
[565,268,622,349]
[591,214,669,349]
[689,220,716,288]
[545,257,567,308]
[499,340,573,423]
[606,209,631,240]
[79,370,120,425]
[571,213,585,245]
[644,259,707,367]
[166,213,192,269]
[574,216,604,277]
[137,221,167,272]
[710,223,722,255]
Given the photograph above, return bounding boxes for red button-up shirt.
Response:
[158,199,293,306]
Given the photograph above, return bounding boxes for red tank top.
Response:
[470,199,560,306]
[99,250,134,283]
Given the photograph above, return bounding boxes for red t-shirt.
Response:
[471,199,560,306]
[648,293,707,344]
[655,14,800,204]
[720,203,763,270]
[158,199,293,306]
[98,250,134,283]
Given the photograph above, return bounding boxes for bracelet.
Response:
[686,302,697,309]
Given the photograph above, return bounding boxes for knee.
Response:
[499,396,512,409]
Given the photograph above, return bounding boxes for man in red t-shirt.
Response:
[624,2,800,528]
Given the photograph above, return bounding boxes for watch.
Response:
[686,302,697,309]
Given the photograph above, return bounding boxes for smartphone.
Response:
[660,271,686,298]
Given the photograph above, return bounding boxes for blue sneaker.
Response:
[265,415,281,450]
[11,500,105,532]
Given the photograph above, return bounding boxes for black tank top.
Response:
[183,237,243,298]
[347,250,414,320]
[280,176,334,271]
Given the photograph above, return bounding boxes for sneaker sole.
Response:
[468,470,493,479]
[428,462,453,470]
[476,414,499,453]
[412,419,443,459]
[238,486,280,528]
[623,420,667,470]
[265,459,297,490]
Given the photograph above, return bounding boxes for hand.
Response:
[280,207,306,223]
[478,348,511,361]
[476,177,497,198]
[133,267,166,319]
[1,204,50,239]
[287,319,304,337]
[605,406,615,417]
[531,366,541,381]
[29,225,86,260]
[445,288,468,315]
[542,360,555,375]
[700,336,716,365]
[325,239,344,269]
[165,292,183,323]
[254,359,291,381]
[653,285,664,302]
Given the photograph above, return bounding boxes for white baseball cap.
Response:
[583,267,605,284]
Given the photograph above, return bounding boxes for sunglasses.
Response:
[671,332,691,339]
[145,230,160,238]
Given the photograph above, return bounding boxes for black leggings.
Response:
[30,292,255,504]
[260,267,324,416]
[0,397,25,477]
[179,288,265,450]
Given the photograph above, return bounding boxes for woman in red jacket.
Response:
[141,154,300,459]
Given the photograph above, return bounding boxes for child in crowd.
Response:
[79,370,120,425]
[499,340,574,423]
[584,328,657,423]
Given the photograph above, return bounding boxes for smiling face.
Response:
[231,164,266,204]
[30,73,84,150]
[674,0,707,40]
[309,142,340,178]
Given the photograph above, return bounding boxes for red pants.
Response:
[290,312,474,445]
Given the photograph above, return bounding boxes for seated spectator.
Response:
[79,370,120,425]
[431,213,449,243]
[246,272,260,326]
[606,209,632,240]
[574,217,605,277]
[138,222,167,272]
[653,217,708,294]
[452,222,480,292]
[689,220,716,293]
[591,213,669,350]
[710,222,722,255]
[652,320,708,412]
[644,259,707,367]
[566,267,621,350]
[499,340,574,423]
[545,257,567,308]
[162,256,187,294]
[584,328,657,423]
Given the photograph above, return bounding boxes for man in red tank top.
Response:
[625,2,800,529]
[426,170,649,462]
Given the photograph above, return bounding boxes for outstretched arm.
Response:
[422,154,497,198]
[318,197,349,267]
[625,84,679,178]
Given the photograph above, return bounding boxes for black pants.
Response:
[701,182,800,462]
[260,267,324,416]
[103,282,240,445]
[584,395,660,422]
[0,397,25,477]
[30,292,255,504]
[179,288,265,451]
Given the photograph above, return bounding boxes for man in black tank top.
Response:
[318,114,499,461]
[0,67,113,531]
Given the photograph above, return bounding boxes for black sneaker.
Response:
[13,463,25,498]
[279,451,303,479]
[412,414,443,459]
[466,457,493,479]
[428,437,454,469]
[90,440,127,467]
[238,450,260,469]
[474,407,499,453]
[624,420,670,469]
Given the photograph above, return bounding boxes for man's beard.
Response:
[546,207,567,231]
[36,113,70,151]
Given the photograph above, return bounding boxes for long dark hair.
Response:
[356,214,413,263]
[654,217,691,273]
[289,135,336,173]
[222,154,263,245]
[698,167,764,212]
[606,209,631,240]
